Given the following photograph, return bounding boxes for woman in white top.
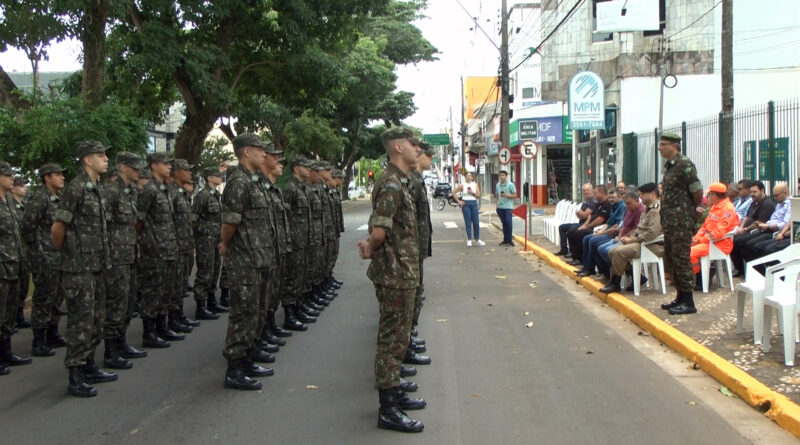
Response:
[452,172,485,246]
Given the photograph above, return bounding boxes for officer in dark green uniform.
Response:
[169,159,200,332]
[52,141,116,397]
[657,133,703,315]
[21,163,68,357]
[220,133,277,390]
[192,167,227,317]
[358,127,425,433]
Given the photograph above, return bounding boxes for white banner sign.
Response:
[568,71,605,130]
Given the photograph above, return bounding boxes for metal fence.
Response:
[632,98,800,195]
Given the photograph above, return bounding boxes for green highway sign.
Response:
[424,133,450,146]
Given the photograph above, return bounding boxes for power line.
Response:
[454,0,500,51]
[666,0,721,40]
[510,0,586,73]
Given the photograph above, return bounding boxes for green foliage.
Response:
[284,111,347,162]
[198,136,235,173]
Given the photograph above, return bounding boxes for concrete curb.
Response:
[507,229,800,438]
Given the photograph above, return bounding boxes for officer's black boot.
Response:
[195,299,220,320]
[377,388,424,433]
[409,337,426,353]
[179,304,200,327]
[249,346,276,364]
[207,291,229,313]
[600,275,622,294]
[103,338,132,369]
[157,314,185,341]
[15,307,30,329]
[32,328,55,357]
[118,332,147,359]
[142,317,170,348]
[267,309,292,339]
[68,366,97,397]
[331,275,343,287]
[283,305,308,331]
[224,358,262,390]
[219,287,231,309]
[669,291,698,315]
[83,353,118,383]
[0,336,32,366]
[312,293,330,307]
[303,300,323,314]
[403,349,431,365]
[328,275,342,289]
[45,323,66,348]
[168,310,193,334]
[410,335,425,346]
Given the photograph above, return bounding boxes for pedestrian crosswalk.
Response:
[357,221,488,231]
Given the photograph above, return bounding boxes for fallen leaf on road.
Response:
[525,322,534,328]
[487,303,493,307]
[585,350,594,355]
[306,385,319,390]
[495,275,507,280]
[470,393,481,398]
[436,319,447,322]
[719,386,736,398]
[637,331,649,337]
[490,249,496,252]
[522,311,530,316]
[529,283,537,288]
[687,401,697,406]
[687,363,700,371]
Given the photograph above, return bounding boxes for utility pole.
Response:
[500,0,510,149]
[460,75,467,183]
[721,0,734,184]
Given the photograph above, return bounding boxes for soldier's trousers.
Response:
[374,285,415,389]
[62,271,105,368]
[220,263,230,291]
[412,259,424,327]
[139,258,177,318]
[31,270,62,330]
[268,257,284,311]
[169,253,192,311]
[182,251,193,291]
[3,277,21,335]
[17,265,30,318]
[194,236,221,300]
[325,238,339,277]
[281,248,306,305]
[663,222,695,293]
[0,277,14,339]
[105,264,134,339]
[223,267,271,360]
[311,243,325,286]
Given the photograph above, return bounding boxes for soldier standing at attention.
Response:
[300,163,323,323]
[21,163,68,357]
[10,177,32,331]
[192,168,227,318]
[321,167,343,294]
[219,133,276,390]
[657,133,703,315]
[137,153,183,349]
[329,169,345,288]
[358,127,426,433]
[280,156,312,332]
[51,141,116,397]
[169,159,200,333]
[103,152,147,370]
[0,162,31,374]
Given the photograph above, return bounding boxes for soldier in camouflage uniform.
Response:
[103,152,148,370]
[137,153,183,348]
[358,127,426,433]
[10,176,32,331]
[52,141,116,397]
[329,169,345,288]
[299,163,324,324]
[280,156,313,331]
[169,159,200,332]
[133,167,151,319]
[0,162,31,374]
[311,162,337,308]
[21,163,68,357]
[657,133,704,315]
[320,166,343,296]
[192,167,227,318]
[220,133,277,390]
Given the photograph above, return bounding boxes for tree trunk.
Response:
[0,64,31,113]
[81,0,109,108]
[341,135,361,200]
[174,108,219,165]
[30,58,40,100]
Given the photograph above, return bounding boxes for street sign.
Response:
[568,71,605,130]
[519,120,539,140]
[423,133,450,146]
[498,148,511,165]
[521,141,537,159]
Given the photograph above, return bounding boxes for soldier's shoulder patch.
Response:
[384,182,401,192]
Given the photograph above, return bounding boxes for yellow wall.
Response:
[464,76,499,120]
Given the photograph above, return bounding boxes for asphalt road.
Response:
[0,200,793,444]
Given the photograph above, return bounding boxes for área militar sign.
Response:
[568,71,605,131]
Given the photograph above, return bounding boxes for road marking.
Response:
[357,224,368,231]
[443,221,458,229]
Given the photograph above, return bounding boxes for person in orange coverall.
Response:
[690,182,739,276]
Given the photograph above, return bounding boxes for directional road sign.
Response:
[498,147,511,165]
[521,140,537,159]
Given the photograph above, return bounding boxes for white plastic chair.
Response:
[621,234,666,296]
[699,230,737,294]
[551,201,577,247]
[544,200,567,243]
[735,243,800,342]
[760,259,800,366]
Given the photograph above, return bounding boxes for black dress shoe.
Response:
[399,379,418,392]
[400,365,417,377]
[600,282,621,293]
[564,253,573,259]
[576,269,594,277]
[668,303,698,315]
[554,250,568,256]
[249,348,276,364]
[243,360,274,377]
[403,350,431,365]
[68,367,97,397]
[394,387,427,410]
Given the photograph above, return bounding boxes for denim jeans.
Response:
[462,200,480,240]
[595,240,620,277]
[496,208,513,243]
[582,234,613,273]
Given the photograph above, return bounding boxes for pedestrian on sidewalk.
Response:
[495,170,517,247]
[452,172,484,247]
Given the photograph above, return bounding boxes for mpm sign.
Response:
[568,71,605,131]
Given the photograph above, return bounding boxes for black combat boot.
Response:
[157,314,185,341]
[45,323,66,348]
[312,293,330,307]
[258,327,280,353]
[32,328,55,357]
[398,379,418,393]
[168,311,193,334]
[668,291,698,315]
[267,309,291,340]
[295,306,317,324]
[0,362,8,375]
[301,302,321,317]
[179,304,200,327]
[283,305,308,331]
[224,358,262,390]
[103,338,132,370]
[600,275,622,294]
[207,291,229,313]
[306,297,325,311]
[394,386,427,410]
[142,317,170,348]
[68,366,97,397]
[15,307,30,329]
[400,365,417,377]
[403,349,431,365]
[0,337,32,366]
[195,299,220,320]
[409,338,426,353]
[219,287,231,309]
[262,315,286,346]
[660,293,683,310]
[377,388,424,433]
[243,358,274,377]
[83,354,118,383]
[249,347,276,364]
[117,333,147,359]
[410,336,425,346]
[331,275,343,287]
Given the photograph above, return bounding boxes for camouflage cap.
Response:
[138,168,152,179]
[660,132,681,143]
[203,167,224,178]
[0,162,13,176]
[76,140,109,159]
[13,176,29,186]
[39,163,67,176]
[382,126,415,143]
[317,161,333,171]
[147,152,171,164]
[262,142,283,156]
[419,140,435,156]
[171,158,193,171]
[289,155,309,168]
[408,136,422,146]
[116,151,145,170]
[332,169,345,178]
[232,133,268,151]
[308,160,322,171]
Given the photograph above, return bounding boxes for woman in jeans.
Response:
[452,172,485,246]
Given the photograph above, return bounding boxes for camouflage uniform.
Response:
[0,186,23,343]
[221,164,276,360]
[321,180,338,282]
[56,165,111,368]
[307,182,325,289]
[266,178,291,310]
[169,171,195,309]
[104,173,139,340]
[281,175,310,305]
[661,153,703,293]
[367,162,419,389]
[409,169,432,327]
[192,181,223,300]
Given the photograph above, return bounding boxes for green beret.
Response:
[39,163,66,176]
[0,162,14,176]
[76,140,109,159]
[13,176,29,186]
[171,158,194,171]
[116,151,144,170]
[147,152,171,164]
[382,126,415,143]
[203,167,223,178]
[660,132,681,143]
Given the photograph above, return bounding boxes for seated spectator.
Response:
[576,190,626,277]
[736,182,792,270]
[747,217,793,274]
[616,181,626,197]
[567,185,612,265]
[689,182,739,289]
[731,182,786,276]
[601,183,662,294]
[554,183,596,257]
[731,179,753,220]
[595,187,645,279]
